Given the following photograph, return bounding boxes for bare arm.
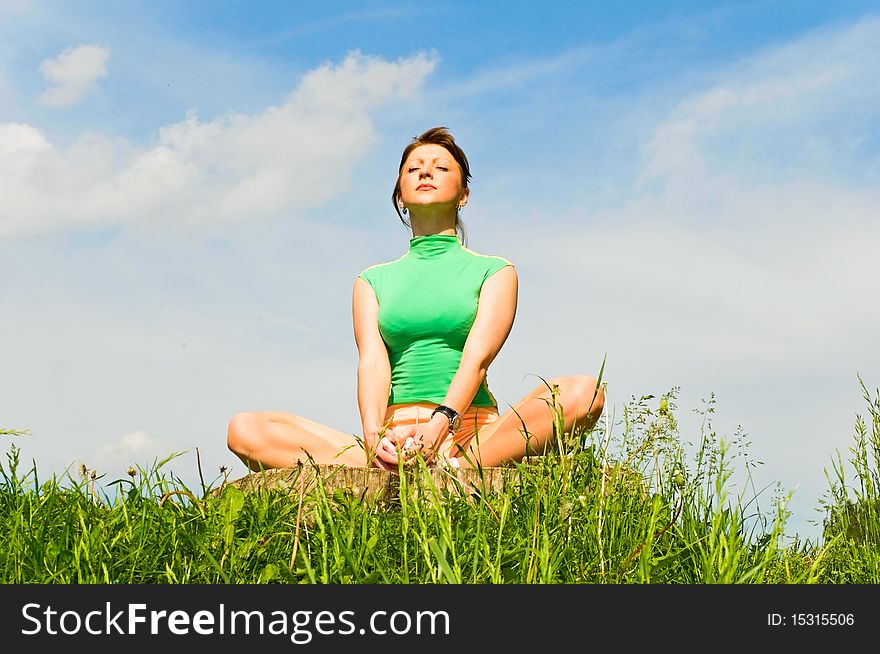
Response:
[352,277,392,463]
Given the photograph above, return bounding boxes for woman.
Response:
[227,126,605,471]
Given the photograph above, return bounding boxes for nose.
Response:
[419,168,432,179]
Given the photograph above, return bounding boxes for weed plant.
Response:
[817,374,880,582]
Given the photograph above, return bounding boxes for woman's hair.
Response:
[392,126,471,247]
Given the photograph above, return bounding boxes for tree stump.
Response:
[217,462,529,504]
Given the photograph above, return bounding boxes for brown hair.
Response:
[392,126,471,247]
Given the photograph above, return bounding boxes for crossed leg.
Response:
[456,374,605,468]
[227,412,367,471]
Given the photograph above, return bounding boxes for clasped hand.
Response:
[371,420,449,469]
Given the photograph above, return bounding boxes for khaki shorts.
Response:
[384,402,500,461]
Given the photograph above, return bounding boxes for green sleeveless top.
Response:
[358,234,514,407]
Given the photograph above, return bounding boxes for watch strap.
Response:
[431,405,461,433]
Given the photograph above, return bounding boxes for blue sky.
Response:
[2,0,879,542]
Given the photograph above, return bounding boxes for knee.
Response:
[227,412,259,456]
[565,375,605,417]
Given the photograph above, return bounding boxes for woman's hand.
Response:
[373,424,418,468]
[365,415,451,468]
[364,421,397,470]
[405,415,451,466]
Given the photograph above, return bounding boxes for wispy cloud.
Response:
[437,45,593,99]
[638,16,880,200]
[38,44,110,108]
[253,6,425,46]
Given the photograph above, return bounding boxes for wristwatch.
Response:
[431,405,462,434]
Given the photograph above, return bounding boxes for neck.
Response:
[409,215,456,238]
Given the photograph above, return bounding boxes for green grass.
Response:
[2,376,880,583]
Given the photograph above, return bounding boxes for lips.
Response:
[416,184,436,190]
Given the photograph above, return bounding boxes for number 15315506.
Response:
[768,613,854,627]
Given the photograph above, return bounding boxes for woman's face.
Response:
[397,144,468,212]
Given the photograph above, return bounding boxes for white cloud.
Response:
[0,122,51,153]
[1,50,436,237]
[38,44,110,108]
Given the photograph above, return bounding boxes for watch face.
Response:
[451,414,462,432]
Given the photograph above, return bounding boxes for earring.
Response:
[401,206,408,215]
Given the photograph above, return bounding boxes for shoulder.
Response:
[358,253,408,280]
[461,246,515,282]
[461,245,515,268]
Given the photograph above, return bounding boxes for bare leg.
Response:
[459,374,605,468]
[227,411,367,471]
